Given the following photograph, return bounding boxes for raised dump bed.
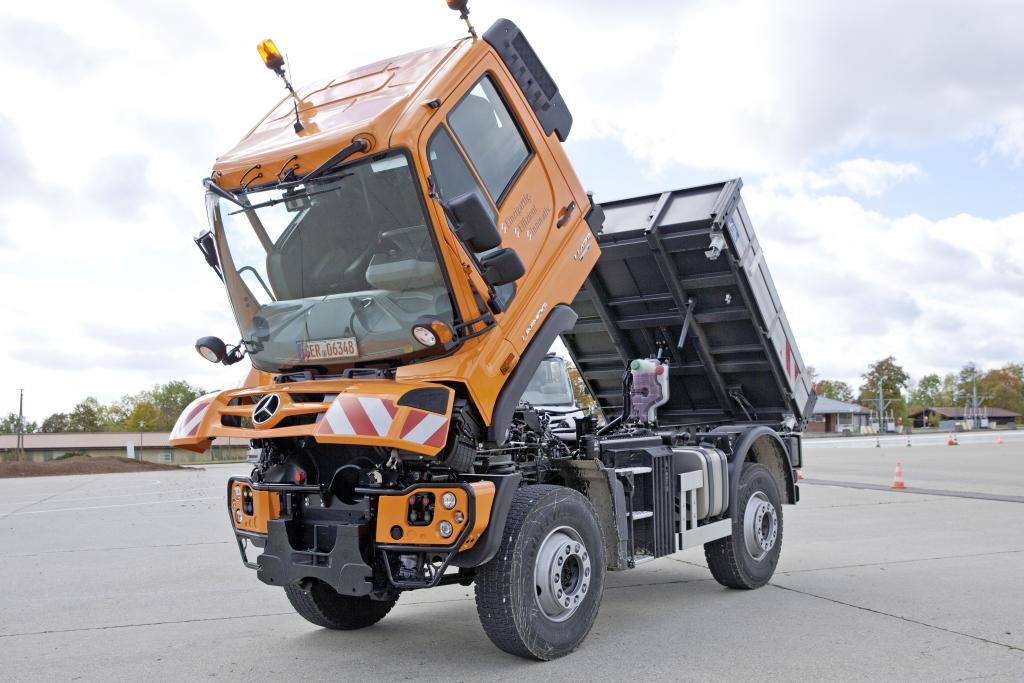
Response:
[563,179,815,429]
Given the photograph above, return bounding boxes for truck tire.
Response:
[705,463,782,589]
[284,579,398,630]
[474,485,605,660]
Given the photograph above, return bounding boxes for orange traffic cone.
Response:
[796,468,806,481]
[892,462,906,490]
[947,432,958,446]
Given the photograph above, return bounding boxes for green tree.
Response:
[934,373,957,405]
[124,400,161,432]
[955,362,982,399]
[67,397,106,432]
[859,356,910,416]
[149,380,206,431]
[909,373,942,406]
[0,412,38,434]
[816,379,854,402]
[978,364,1024,414]
[40,413,72,433]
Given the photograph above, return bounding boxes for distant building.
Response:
[807,396,873,433]
[0,432,246,464]
[907,407,1020,429]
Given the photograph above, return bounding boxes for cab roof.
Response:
[212,39,468,190]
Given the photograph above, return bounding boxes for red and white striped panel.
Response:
[400,410,449,448]
[170,400,211,439]
[785,341,799,382]
[320,395,398,437]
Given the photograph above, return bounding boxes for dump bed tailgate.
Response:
[563,180,815,429]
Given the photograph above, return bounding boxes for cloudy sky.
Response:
[2,0,1022,422]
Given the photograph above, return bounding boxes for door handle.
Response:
[556,201,576,228]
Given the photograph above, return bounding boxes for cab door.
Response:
[420,53,578,355]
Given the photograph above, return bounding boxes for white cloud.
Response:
[761,158,921,198]
[552,0,1024,172]
[991,110,1024,166]
[746,182,1024,389]
[0,0,1022,420]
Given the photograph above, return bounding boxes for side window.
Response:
[426,126,516,309]
[427,127,496,222]
[448,76,530,204]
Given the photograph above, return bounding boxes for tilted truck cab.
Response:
[172,6,814,661]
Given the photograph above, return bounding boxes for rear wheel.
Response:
[474,485,605,660]
[284,579,398,630]
[705,463,783,589]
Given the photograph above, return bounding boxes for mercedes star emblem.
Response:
[252,393,282,425]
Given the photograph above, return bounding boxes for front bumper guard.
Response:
[228,479,485,594]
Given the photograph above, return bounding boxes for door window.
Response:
[427,126,515,308]
[427,127,495,222]
[448,75,531,204]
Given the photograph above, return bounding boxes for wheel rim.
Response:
[742,491,778,561]
[534,526,592,622]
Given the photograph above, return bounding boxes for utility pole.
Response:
[876,381,891,433]
[873,381,902,433]
[956,376,989,429]
[17,389,25,462]
[139,421,145,463]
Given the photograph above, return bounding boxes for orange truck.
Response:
[172,2,815,660]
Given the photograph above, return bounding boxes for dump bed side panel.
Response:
[561,180,814,429]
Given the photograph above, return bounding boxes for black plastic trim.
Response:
[714,425,796,507]
[483,19,573,142]
[397,387,450,415]
[584,195,605,235]
[486,304,579,444]
[449,473,523,568]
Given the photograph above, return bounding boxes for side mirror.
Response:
[479,247,525,287]
[195,336,228,363]
[194,231,224,281]
[448,192,501,253]
[195,335,246,366]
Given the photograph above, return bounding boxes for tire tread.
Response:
[285,580,397,630]
[704,462,783,589]
[474,484,603,660]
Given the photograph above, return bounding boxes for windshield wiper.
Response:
[203,177,245,207]
[225,176,351,214]
[302,138,369,183]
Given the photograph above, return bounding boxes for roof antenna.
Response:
[257,39,305,134]
[446,0,477,39]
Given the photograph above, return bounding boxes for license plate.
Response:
[299,337,358,360]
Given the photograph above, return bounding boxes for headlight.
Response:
[441,491,457,509]
[235,509,243,523]
[411,315,455,348]
[412,325,438,347]
[439,520,454,538]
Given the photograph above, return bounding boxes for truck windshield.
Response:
[521,357,575,407]
[206,150,455,371]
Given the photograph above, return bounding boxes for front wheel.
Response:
[474,485,606,660]
[284,579,398,630]
[704,462,783,589]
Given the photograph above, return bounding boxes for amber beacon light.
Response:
[257,39,285,74]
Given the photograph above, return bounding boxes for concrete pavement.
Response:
[1,440,1022,681]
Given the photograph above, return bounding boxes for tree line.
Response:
[5,359,1021,436]
[811,357,1024,422]
[0,381,206,435]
